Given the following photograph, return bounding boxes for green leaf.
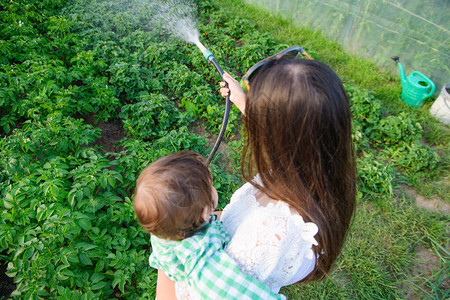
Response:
[68,191,76,207]
[207,104,215,115]
[108,176,115,188]
[79,253,92,266]
[3,123,10,133]
[184,101,196,114]
[100,177,107,189]
[94,259,105,273]
[56,273,69,281]
[23,247,35,260]
[77,242,97,251]
[4,192,13,201]
[77,218,92,231]
[5,263,17,277]
[62,269,74,278]
[112,276,121,289]
[83,187,91,197]
[77,190,83,202]
[4,193,13,209]
[67,253,79,264]
[91,280,108,290]
[91,272,105,284]
[13,247,24,259]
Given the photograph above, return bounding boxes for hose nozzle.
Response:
[196,41,214,62]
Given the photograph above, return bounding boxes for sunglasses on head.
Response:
[241,46,312,92]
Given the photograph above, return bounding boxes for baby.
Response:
[134,150,285,299]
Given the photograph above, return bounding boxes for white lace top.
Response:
[220,176,319,293]
[174,176,319,298]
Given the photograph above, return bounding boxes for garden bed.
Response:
[0,0,448,298]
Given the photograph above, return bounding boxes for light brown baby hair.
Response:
[134,151,214,241]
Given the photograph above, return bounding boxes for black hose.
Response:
[206,57,230,165]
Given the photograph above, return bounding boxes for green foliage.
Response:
[369,112,423,147]
[0,120,155,298]
[119,93,191,140]
[210,161,243,209]
[1,0,447,298]
[382,142,441,180]
[346,84,383,130]
[112,130,209,194]
[357,151,396,202]
[347,84,441,187]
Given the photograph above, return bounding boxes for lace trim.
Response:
[220,182,318,291]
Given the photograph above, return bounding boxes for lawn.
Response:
[0,0,448,299]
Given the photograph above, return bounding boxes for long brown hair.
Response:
[242,58,356,281]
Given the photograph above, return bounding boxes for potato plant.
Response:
[0,0,444,298]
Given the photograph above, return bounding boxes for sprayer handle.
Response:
[209,57,224,77]
[206,56,230,165]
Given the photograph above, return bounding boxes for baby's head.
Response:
[134,151,218,241]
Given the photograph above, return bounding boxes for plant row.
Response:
[0,0,442,298]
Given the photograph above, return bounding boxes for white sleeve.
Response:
[224,203,318,293]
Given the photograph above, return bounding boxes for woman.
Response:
[157,57,356,298]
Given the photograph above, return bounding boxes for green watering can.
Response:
[391,56,435,107]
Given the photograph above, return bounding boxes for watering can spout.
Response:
[391,56,407,87]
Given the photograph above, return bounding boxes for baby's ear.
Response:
[201,207,210,222]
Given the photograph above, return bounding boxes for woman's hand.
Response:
[220,72,246,115]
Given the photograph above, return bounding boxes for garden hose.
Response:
[198,42,230,165]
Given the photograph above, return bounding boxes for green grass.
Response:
[212,0,450,299]
[1,0,448,298]
[279,195,449,299]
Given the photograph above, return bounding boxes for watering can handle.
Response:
[411,71,436,99]
[425,78,436,98]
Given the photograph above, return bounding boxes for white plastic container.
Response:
[430,83,450,125]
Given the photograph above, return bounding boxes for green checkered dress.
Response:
[149,215,286,300]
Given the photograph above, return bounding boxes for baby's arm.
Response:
[156,269,177,300]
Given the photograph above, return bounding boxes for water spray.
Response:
[195,40,230,165]
[157,1,230,165]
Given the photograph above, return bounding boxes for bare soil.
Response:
[76,113,126,153]
[0,252,15,299]
[93,120,126,153]
[402,184,450,215]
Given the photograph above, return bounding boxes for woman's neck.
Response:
[255,190,298,215]
[255,191,278,206]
